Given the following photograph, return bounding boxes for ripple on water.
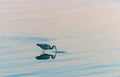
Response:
[0,36,120,77]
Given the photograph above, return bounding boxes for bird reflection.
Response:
[35,53,56,60]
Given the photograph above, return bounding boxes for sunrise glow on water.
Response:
[0,0,120,77]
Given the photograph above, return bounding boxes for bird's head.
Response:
[36,44,40,46]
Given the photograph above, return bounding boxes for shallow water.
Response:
[0,35,120,77]
[0,0,120,77]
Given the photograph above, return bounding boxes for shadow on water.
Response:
[56,51,66,53]
[35,51,66,60]
[35,53,56,60]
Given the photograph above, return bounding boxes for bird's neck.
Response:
[51,45,56,49]
[51,55,56,59]
[51,45,57,59]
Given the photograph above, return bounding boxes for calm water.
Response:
[0,35,120,77]
[0,0,120,77]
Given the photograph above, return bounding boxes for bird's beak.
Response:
[36,44,38,46]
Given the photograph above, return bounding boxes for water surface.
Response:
[0,35,120,77]
[0,0,120,77]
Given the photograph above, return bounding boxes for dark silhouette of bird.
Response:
[35,53,57,60]
[36,44,57,53]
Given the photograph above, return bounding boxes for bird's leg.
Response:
[41,50,45,54]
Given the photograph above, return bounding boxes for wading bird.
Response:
[36,44,57,53]
[36,44,57,60]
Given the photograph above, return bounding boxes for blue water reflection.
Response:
[0,36,120,77]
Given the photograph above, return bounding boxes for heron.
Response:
[36,44,57,54]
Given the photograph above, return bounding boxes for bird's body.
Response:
[36,44,57,54]
[36,53,56,60]
[36,44,52,50]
